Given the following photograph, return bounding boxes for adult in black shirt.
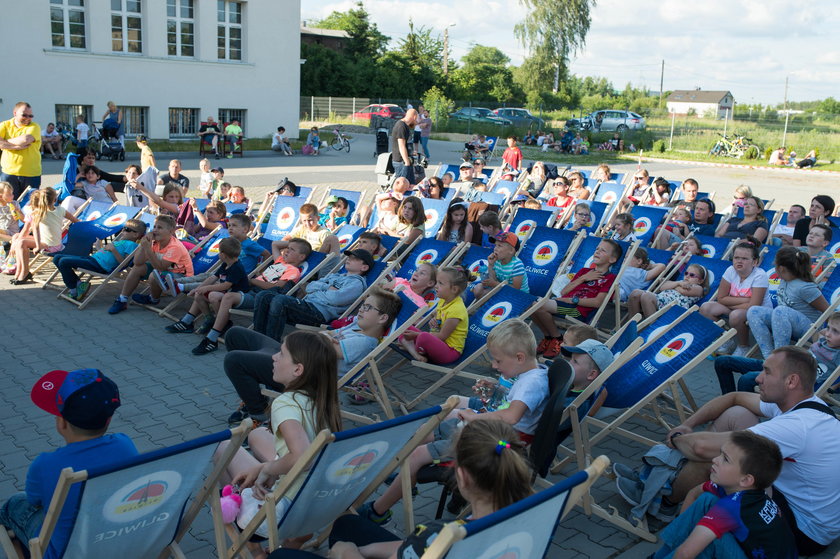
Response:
[156,159,190,194]
[792,195,835,247]
[391,109,418,184]
[197,116,222,157]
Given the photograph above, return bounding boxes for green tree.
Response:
[818,97,840,114]
[311,1,389,59]
[451,44,524,104]
[514,0,596,92]
[461,45,510,67]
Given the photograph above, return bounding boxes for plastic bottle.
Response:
[478,260,489,282]
[487,376,515,411]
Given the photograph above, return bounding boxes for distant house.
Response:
[666,90,734,119]
[300,25,350,52]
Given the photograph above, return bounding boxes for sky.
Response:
[302,0,840,106]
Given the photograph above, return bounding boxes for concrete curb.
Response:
[625,155,840,175]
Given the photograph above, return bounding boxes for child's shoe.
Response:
[356,501,392,526]
[165,320,195,334]
[542,337,563,359]
[195,315,216,335]
[132,293,159,305]
[108,298,128,314]
[192,337,219,355]
[165,275,183,297]
[75,280,91,301]
[150,269,166,293]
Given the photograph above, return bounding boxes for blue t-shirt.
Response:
[26,433,139,559]
[238,237,265,273]
[91,240,138,271]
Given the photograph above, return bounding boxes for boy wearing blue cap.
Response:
[0,369,137,559]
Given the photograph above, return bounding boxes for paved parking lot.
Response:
[4,135,838,557]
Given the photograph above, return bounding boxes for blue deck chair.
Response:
[293,185,313,200]
[637,304,695,346]
[646,246,676,266]
[490,180,519,200]
[567,234,628,277]
[223,400,458,556]
[484,135,498,158]
[258,196,307,250]
[0,423,251,559]
[469,191,506,207]
[422,198,451,239]
[458,244,494,307]
[76,200,116,222]
[685,254,731,304]
[519,227,581,298]
[378,234,401,260]
[396,238,458,280]
[571,199,610,233]
[828,232,840,266]
[593,182,625,204]
[631,205,670,246]
[381,286,540,410]
[51,152,78,202]
[508,208,557,243]
[334,224,365,252]
[322,188,363,224]
[436,164,460,179]
[421,457,609,559]
[694,234,732,260]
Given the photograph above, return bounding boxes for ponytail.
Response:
[775,246,814,283]
[440,265,470,294]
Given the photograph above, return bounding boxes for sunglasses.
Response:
[122,227,138,234]
[21,113,34,118]
[685,272,700,278]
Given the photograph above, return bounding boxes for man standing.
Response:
[391,108,418,185]
[197,116,222,159]
[619,346,840,556]
[156,159,190,195]
[0,102,42,198]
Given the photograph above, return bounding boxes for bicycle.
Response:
[330,125,352,153]
[709,133,760,159]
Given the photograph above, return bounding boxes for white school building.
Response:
[0,0,300,140]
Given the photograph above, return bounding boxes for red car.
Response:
[352,104,406,120]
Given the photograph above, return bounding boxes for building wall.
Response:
[667,101,731,119]
[0,0,300,140]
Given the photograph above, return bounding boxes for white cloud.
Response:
[304,0,840,104]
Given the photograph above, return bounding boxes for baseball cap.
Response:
[135,134,147,142]
[344,248,375,275]
[31,369,121,430]
[490,231,521,251]
[459,161,473,169]
[561,339,613,373]
[473,157,485,165]
[211,167,224,174]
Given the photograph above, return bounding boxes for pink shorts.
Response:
[44,244,64,254]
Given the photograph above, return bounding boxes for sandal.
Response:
[347,380,371,405]
[10,273,33,285]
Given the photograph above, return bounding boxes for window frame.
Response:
[55,104,94,131]
[50,0,87,50]
[216,0,243,62]
[121,106,148,136]
[166,0,195,58]
[218,108,246,131]
[168,107,200,139]
[110,0,143,54]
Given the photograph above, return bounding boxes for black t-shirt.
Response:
[159,173,190,190]
[792,216,811,245]
[215,260,250,293]
[391,120,411,164]
[199,123,221,135]
[398,519,462,558]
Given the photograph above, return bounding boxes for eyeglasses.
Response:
[21,113,33,118]
[358,303,382,313]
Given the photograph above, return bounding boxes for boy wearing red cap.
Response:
[472,231,530,299]
[0,369,137,559]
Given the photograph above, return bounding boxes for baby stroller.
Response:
[99,119,126,161]
[374,126,389,157]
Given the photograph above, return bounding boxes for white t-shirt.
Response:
[722,266,772,307]
[503,366,549,435]
[749,396,840,545]
[76,122,89,141]
[272,132,287,148]
[771,222,795,237]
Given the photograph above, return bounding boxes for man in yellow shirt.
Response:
[0,102,42,198]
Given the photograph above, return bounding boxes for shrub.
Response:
[652,139,666,153]
[763,146,774,160]
[744,146,760,160]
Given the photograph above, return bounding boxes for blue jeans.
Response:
[420,136,430,158]
[53,255,108,289]
[253,292,326,342]
[0,492,45,557]
[392,162,415,184]
[0,172,41,199]
[654,492,748,559]
[714,355,763,394]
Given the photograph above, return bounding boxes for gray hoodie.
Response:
[304,272,367,321]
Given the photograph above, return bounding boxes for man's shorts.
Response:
[553,300,583,318]
[235,291,257,309]
[144,264,185,282]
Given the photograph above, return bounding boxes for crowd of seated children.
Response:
[10,188,77,285]
[472,232,529,299]
[628,263,709,319]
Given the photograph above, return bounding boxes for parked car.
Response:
[491,107,545,129]
[352,104,406,120]
[575,110,646,132]
[449,107,512,125]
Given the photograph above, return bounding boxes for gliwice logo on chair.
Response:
[103,470,182,523]
[654,333,694,364]
[424,209,439,226]
[514,220,536,240]
[338,234,353,250]
[633,217,651,235]
[326,441,389,484]
[415,249,438,266]
[531,241,558,266]
[275,207,297,230]
[105,213,128,227]
[481,302,512,328]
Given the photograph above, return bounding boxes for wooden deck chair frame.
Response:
[0,421,251,559]
[815,363,840,406]
[220,397,459,557]
[421,456,610,559]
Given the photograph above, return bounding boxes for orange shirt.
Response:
[153,236,194,276]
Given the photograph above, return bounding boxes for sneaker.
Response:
[536,337,551,355]
[356,501,392,526]
[165,320,195,334]
[613,463,641,483]
[542,337,563,359]
[615,476,644,507]
[651,499,679,523]
[715,338,737,356]
[150,269,166,293]
[733,345,751,357]
[165,274,182,297]
[226,153,233,159]
[227,402,250,425]
[75,280,91,301]
[192,337,218,355]
[195,315,216,335]
[132,293,159,305]
[108,298,128,314]
[215,152,221,160]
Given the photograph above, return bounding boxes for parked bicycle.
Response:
[330,125,352,153]
[709,133,760,159]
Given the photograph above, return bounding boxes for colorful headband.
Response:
[495,440,511,455]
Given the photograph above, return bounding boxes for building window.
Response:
[218,109,246,129]
[121,106,148,136]
[50,0,86,49]
[55,104,93,130]
[217,1,242,61]
[169,108,199,138]
[167,0,194,57]
[111,0,142,53]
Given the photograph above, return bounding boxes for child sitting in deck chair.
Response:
[357,319,549,525]
[0,369,137,559]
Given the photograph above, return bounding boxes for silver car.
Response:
[583,110,646,132]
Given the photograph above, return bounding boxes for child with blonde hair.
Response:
[0,181,23,244]
[10,188,77,284]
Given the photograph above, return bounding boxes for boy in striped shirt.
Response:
[472,231,529,299]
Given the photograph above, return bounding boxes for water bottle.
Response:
[478,260,489,282]
[488,376,515,411]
